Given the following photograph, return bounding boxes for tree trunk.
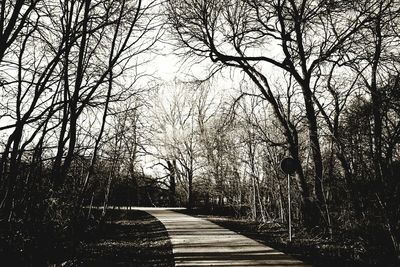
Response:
[102,172,114,218]
[61,0,91,178]
[187,170,193,209]
[167,160,177,207]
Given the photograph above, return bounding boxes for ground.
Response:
[0,208,390,266]
[73,209,174,267]
[195,214,373,267]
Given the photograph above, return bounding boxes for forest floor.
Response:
[181,209,379,267]
[0,209,174,267]
[70,209,175,267]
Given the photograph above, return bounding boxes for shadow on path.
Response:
[141,208,311,267]
[77,210,174,267]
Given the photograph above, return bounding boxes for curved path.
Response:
[138,208,310,267]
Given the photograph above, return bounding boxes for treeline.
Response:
[0,0,160,263]
[149,0,400,263]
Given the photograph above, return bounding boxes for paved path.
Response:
[139,208,310,267]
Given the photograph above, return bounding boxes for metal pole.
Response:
[288,173,292,242]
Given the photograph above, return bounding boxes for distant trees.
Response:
[150,82,204,208]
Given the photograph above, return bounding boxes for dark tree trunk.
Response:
[187,170,194,209]
[167,160,177,207]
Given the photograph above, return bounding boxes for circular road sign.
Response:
[280,157,298,175]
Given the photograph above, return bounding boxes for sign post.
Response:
[280,157,298,242]
[287,172,291,242]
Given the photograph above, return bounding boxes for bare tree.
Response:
[165,0,383,226]
[0,0,161,226]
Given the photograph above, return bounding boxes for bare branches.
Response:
[0,0,160,225]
